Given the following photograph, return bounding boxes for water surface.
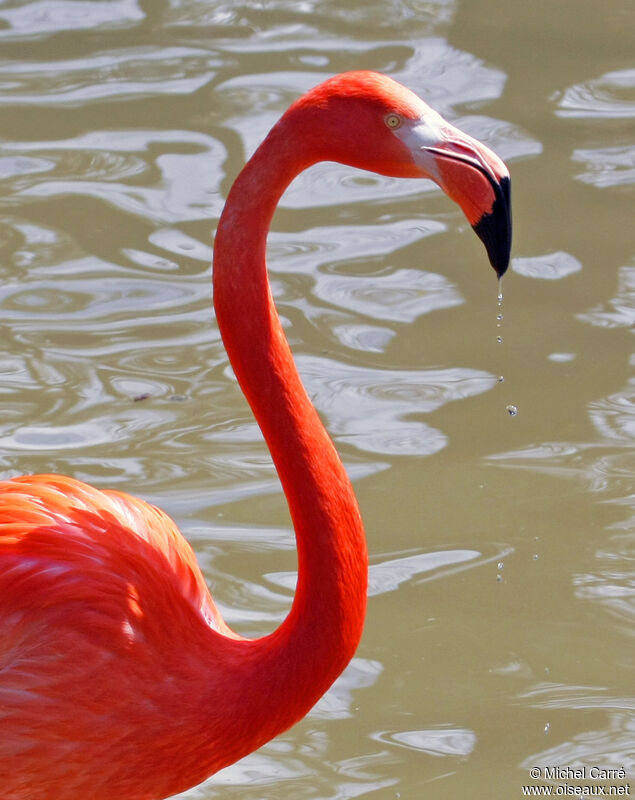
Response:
[1,0,633,798]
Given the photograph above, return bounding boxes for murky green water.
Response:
[1,1,633,798]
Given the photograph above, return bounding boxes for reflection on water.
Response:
[520,684,635,774]
[375,726,477,757]
[2,130,224,222]
[512,251,582,281]
[572,146,635,189]
[555,69,635,120]
[0,0,633,798]
[580,266,635,330]
[0,0,144,37]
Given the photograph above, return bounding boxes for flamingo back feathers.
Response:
[0,474,234,799]
[0,474,223,625]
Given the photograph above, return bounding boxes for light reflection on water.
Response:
[555,69,635,120]
[0,0,633,798]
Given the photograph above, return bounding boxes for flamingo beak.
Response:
[471,172,512,278]
[423,135,512,278]
[396,115,512,277]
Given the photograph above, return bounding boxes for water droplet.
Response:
[497,375,505,383]
[496,573,503,582]
[544,722,550,735]
[497,561,504,571]
[497,335,503,344]
[506,404,518,416]
[548,352,576,363]
[533,554,539,561]
[497,313,503,321]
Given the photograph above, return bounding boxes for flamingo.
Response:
[0,71,511,800]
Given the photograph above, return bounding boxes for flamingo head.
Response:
[291,71,512,277]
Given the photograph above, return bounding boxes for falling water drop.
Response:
[495,281,511,418]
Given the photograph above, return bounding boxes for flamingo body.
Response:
[1,475,226,798]
[0,71,511,799]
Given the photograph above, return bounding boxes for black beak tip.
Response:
[472,175,512,278]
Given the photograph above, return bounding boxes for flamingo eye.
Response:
[384,113,402,130]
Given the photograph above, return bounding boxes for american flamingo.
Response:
[0,71,511,799]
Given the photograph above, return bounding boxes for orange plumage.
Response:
[0,72,510,799]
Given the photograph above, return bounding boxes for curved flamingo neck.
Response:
[212,112,368,741]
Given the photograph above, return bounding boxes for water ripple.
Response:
[0,0,144,39]
[297,354,497,455]
[369,544,513,593]
[394,40,507,115]
[0,264,205,328]
[314,268,461,322]
[269,219,443,271]
[578,264,635,329]
[486,443,635,494]
[279,160,440,208]
[0,154,54,180]
[0,412,171,452]
[589,390,635,444]
[374,726,476,757]
[269,220,459,337]
[4,131,224,224]
[555,68,635,119]
[572,145,635,189]
[0,47,219,106]
[574,568,635,636]
[165,0,456,37]
[512,251,583,281]
[519,685,635,775]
